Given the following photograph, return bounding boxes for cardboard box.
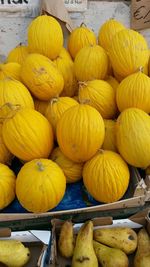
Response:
[47,208,150,267]
[0,167,147,229]
[0,229,51,267]
[145,174,150,202]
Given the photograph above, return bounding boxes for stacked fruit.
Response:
[57,220,150,267]
[0,15,150,213]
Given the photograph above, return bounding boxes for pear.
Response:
[134,228,150,267]
[93,240,129,267]
[94,227,137,254]
[0,239,30,267]
[72,221,98,267]
[58,220,75,258]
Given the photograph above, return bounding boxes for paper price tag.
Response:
[0,1,29,4]
[64,0,87,12]
[0,0,40,17]
[131,0,150,30]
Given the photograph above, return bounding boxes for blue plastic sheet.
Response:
[2,157,100,214]
[2,180,100,213]
[2,157,133,214]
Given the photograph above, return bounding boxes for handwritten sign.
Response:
[64,0,87,12]
[131,0,150,30]
[0,0,40,17]
[0,0,28,3]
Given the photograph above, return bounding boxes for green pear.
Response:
[93,240,129,267]
[72,221,98,267]
[58,221,75,258]
[94,227,137,254]
[134,228,150,267]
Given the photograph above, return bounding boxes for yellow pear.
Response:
[58,221,75,258]
[93,240,129,267]
[72,221,98,267]
[134,228,150,267]
[94,227,137,254]
[0,239,30,267]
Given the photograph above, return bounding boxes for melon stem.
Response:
[139,66,144,73]
[78,87,91,105]
[78,81,87,87]
[80,22,87,28]
[0,103,21,121]
[4,76,14,81]
[98,149,105,154]
[37,161,45,171]
[50,97,59,105]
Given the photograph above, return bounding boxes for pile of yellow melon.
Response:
[0,15,150,213]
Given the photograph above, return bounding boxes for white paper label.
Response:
[0,230,51,244]
[73,219,143,234]
[0,0,40,17]
[0,1,28,3]
[64,0,87,12]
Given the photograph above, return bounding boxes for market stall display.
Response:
[0,1,149,224]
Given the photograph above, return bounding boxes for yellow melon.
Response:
[79,80,117,119]
[7,45,28,65]
[116,71,150,113]
[0,124,12,164]
[109,29,149,78]
[2,107,54,162]
[53,48,78,97]
[57,104,105,162]
[116,108,150,168]
[106,76,119,93]
[28,15,63,60]
[0,79,34,117]
[16,159,66,213]
[46,97,78,137]
[21,53,64,101]
[34,99,49,116]
[102,120,117,152]
[0,62,21,81]
[113,71,124,82]
[68,23,97,59]
[51,147,83,183]
[148,50,150,76]
[83,150,130,203]
[0,163,16,209]
[74,45,108,82]
[98,19,125,51]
